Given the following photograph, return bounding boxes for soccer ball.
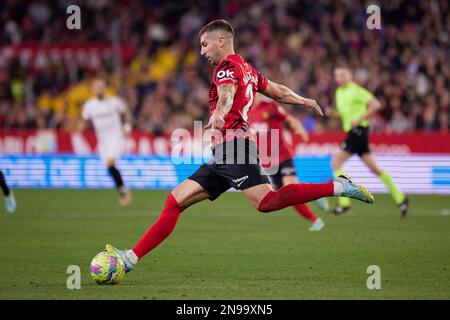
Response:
[89,250,125,285]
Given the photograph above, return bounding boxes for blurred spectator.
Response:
[0,0,449,134]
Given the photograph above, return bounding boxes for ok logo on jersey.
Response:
[217,70,235,79]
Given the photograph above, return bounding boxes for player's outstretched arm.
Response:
[324,102,340,118]
[262,80,323,116]
[286,114,309,142]
[204,83,236,129]
[363,97,382,120]
[325,108,341,118]
[121,105,133,135]
[75,117,88,133]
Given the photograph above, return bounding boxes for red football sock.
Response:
[132,193,183,259]
[293,204,318,222]
[258,182,333,213]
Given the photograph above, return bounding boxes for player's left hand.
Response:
[123,123,132,137]
[303,99,324,116]
[296,129,309,142]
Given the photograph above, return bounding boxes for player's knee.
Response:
[170,189,185,208]
[331,158,340,171]
[331,162,341,171]
[170,181,204,210]
[244,191,270,212]
[255,192,273,213]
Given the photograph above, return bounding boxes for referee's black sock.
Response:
[0,170,11,197]
[107,166,126,195]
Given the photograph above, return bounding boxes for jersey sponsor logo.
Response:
[232,175,249,188]
[217,77,236,83]
[217,70,235,79]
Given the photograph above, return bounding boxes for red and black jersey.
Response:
[209,54,268,146]
[249,100,294,167]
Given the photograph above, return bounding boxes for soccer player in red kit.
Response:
[249,94,327,231]
[105,20,374,273]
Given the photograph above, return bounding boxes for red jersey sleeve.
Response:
[213,61,239,89]
[257,72,268,93]
[273,103,288,121]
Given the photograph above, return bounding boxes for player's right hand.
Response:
[303,99,324,116]
[204,112,225,130]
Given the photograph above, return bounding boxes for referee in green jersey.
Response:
[329,67,409,217]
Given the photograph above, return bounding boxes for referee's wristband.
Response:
[123,123,132,133]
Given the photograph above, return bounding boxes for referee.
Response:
[329,67,409,217]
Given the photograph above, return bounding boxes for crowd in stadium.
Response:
[0,0,449,134]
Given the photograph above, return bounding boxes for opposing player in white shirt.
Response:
[0,170,16,213]
[78,79,133,206]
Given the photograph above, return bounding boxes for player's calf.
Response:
[250,177,373,213]
[252,182,335,213]
[108,165,125,189]
[0,171,16,213]
[0,170,11,197]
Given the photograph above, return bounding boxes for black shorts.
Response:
[268,159,297,190]
[188,138,270,201]
[341,126,371,156]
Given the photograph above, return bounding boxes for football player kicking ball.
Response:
[77,78,133,206]
[249,94,328,231]
[0,170,16,213]
[105,20,374,273]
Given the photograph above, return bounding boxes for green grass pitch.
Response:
[0,189,449,299]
